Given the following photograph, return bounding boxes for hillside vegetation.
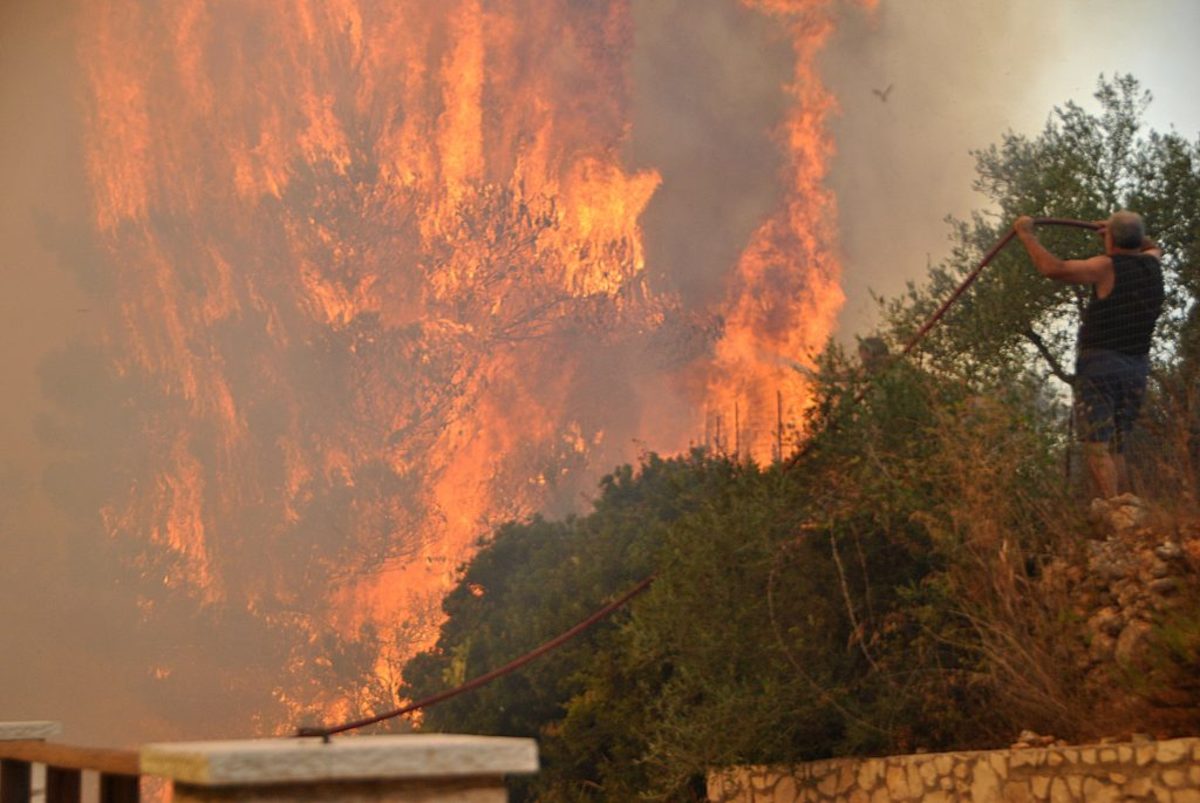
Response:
[398,76,1200,801]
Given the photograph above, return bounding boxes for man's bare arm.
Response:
[1013,216,1110,284]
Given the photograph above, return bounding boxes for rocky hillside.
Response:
[1039,494,1200,742]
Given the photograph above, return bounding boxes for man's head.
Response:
[1107,210,1145,250]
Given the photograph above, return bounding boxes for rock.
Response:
[1154,541,1184,562]
[1013,730,1056,748]
[1148,559,1172,579]
[1149,577,1180,596]
[1097,559,1133,582]
[1032,506,1200,723]
[1183,538,1200,564]
[1087,607,1123,637]
[1089,494,1150,533]
[1114,620,1152,665]
[1088,632,1116,664]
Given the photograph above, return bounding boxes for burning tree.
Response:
[30,0,856,738]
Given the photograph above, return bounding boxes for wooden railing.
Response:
[0,723,139,803]
[0,741,139,803]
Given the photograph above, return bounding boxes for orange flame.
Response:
[704,0,878,460]
[71,0,863,732]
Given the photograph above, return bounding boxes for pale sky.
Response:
[824,0,1200,334]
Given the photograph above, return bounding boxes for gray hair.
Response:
[1108,210,1145,250]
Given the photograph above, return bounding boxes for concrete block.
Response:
[0,722,62,741]
[141,736,538,786]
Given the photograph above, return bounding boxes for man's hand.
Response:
[1013,215,1036,237]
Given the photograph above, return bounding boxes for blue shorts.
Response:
[1075,350,1150,452]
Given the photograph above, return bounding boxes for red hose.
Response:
[296,574,656,739]
[784,216,1100,470]
[899,217,1100,356]
[298,217,1100,738]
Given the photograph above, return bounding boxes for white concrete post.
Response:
[140,734,539,803]
[0,723,62,742]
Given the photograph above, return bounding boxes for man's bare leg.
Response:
[1113,452,1130,496]
[1084,442,1119,499]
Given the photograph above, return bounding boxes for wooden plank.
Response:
[0,743,137,776]
[0,758,31,803]
[46,766,81,803]
[99,774,138,803]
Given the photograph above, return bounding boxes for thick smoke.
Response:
[630,0,792,308]
[819,2,1060,333]
[1,0,790,746]
[0,0,122,741]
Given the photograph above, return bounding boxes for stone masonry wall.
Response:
[707,737,1200,802]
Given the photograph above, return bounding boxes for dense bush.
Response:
[400,355,1086,800]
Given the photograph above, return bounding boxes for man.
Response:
[1013,211,1164,499]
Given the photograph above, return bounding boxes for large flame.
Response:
[69,0,863,731]
[704,0,875,459]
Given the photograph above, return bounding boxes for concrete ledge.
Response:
[140,735,539,786]
[0,722,62,741]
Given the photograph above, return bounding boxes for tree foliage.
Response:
[401,352,1079,800]
[396,75,1200,800]
[880,75,1200,385]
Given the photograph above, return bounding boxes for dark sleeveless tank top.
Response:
[1078,253,1164,356]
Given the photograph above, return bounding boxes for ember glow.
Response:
[65,0,862,732]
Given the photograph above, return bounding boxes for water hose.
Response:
[898,217,1100,355]
[298,216,1101,737]
[787,219,1099,469]
[297,575,656,739]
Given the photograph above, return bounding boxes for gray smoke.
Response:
[630,0,793,308]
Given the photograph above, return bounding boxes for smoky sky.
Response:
[821,0,1200,334]
[629,0,793,308]
[0,0,105,741]
[820,1,1056,333]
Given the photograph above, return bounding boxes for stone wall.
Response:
[707,737,1200,802]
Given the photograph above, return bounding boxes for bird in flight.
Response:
[872,83,894,102]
